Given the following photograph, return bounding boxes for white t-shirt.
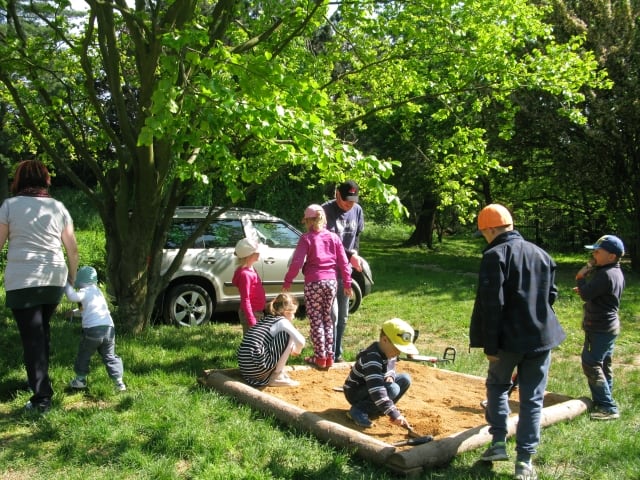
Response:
[64,283,114,328]
[0,196,73,291]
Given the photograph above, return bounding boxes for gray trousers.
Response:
[74,325,124,380]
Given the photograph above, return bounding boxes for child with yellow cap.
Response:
[342,318,418,429]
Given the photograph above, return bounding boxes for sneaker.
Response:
[334,356,345,363]
[24,401,50,414]
[515,461,537,480]
[325,357,334,369]
[115,381,127,392]
[69,377,87,389]
[268,372,299,387]
[480,441,509,462]
[346,406,373,428]
[590,409,619,421]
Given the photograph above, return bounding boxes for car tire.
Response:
[164,283,213,327]
[348,281,362,314]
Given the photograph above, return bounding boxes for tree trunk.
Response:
[630,187,640,272]
[0,162,9,204]
[102,203,160,333]
[404,195,438,248]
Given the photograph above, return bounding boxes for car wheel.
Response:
[348,281,362,314]
[164,283,213,327]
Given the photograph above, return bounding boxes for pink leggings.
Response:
[304,280,337,359]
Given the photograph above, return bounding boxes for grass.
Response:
[1,223,639,479]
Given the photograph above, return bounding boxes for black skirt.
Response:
[5,286,64,309]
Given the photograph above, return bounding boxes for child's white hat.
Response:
[234,238,264,258]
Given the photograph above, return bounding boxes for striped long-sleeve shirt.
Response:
[342,341,401,420]
[237,314,305,387]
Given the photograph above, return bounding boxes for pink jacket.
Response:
[232,266,266,327]
[283,229,351,289]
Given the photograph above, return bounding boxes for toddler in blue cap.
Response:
[65,266,126,391]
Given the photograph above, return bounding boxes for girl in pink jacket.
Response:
[283,204,352,369]
[232,238,266,333]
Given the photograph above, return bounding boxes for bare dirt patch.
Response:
[225,361,570,446]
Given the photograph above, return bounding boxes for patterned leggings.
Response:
[305,279,337,360]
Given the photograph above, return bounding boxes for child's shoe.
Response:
[346,406,373,428]
[115,379,127,391]
[304,356,327,369]
[268,372,299,387]
[480,441,508,462]
[70,377,87,389]
[515,461,537,480]
[590,407,619,420]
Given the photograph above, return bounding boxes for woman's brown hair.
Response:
[10,160,51,195]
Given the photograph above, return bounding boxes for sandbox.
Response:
[199,362,590,475]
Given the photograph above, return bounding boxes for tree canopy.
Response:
[0,0,605,331]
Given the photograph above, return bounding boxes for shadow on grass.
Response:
[0,310,245,406]
[0,378,30,402]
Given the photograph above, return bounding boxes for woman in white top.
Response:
[0,160,79,413]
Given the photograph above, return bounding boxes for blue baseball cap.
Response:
[585,235,625,257]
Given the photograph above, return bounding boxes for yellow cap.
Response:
[382,318,419,355]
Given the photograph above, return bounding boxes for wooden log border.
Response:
[198,366,591,475]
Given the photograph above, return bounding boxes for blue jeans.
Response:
[581,332,618,413]
[332,277,350,359]
[485,350,551,460]
[75,325,124,380]
[345,373,411,416]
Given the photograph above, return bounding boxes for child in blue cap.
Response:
[64,266,126,391]
[574,235,625,420]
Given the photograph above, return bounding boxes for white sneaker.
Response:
[268,372,299,387]
[115,379,127,391]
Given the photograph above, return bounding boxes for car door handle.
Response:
[263,258,276,264]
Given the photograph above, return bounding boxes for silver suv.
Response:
[159,207,372,327]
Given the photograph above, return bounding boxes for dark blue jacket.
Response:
[469,230,566,355]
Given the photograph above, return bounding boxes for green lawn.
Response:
[0,225,638,479]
